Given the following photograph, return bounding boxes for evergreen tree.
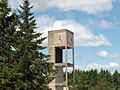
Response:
[0,0,20,89]
[112,70,120,90]
[68,69,120,90]
[14,0,55,89]
[96,69,111,90]
[88,69,98,90]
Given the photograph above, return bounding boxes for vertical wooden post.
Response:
[65,46,68,90]
[72,48,75,87]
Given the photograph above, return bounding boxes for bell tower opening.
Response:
[55,47,63,63]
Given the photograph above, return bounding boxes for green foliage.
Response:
[68,69,120,90]
[0,0,55,90]
[112,70,120,90]
[0,0,21,89]
[14,0,55,89]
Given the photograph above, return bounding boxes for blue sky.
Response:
[9,0,120,72]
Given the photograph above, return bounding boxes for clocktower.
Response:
[48,29,75,90]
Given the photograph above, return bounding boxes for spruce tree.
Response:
[0,0,20,89]
[15,0,55,89]
[112,70,120,90]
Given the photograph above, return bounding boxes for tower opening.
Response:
[55,47,63,63]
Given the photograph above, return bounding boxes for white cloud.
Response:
[9,0,113,14]
[35,16,56,46]
[8,0,54,11]
[100,20,112,29]
[97,50,120,58]
[29,0,54,12]
[36,16,112,47]
[97,50,108,58]
[54,0,113,14]
[85,62,120,71]
[109,62,120,68]
[85,63,110,71]
[36,15,55,32]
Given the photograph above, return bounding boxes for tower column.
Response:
[48,29,74,90]
[65,46,68,90]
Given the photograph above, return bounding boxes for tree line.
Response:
[0,0,55,90]
[67,69,120,90]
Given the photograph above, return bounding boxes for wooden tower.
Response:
[48,29,75,90]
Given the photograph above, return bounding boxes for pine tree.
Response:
[14,0,55,89]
